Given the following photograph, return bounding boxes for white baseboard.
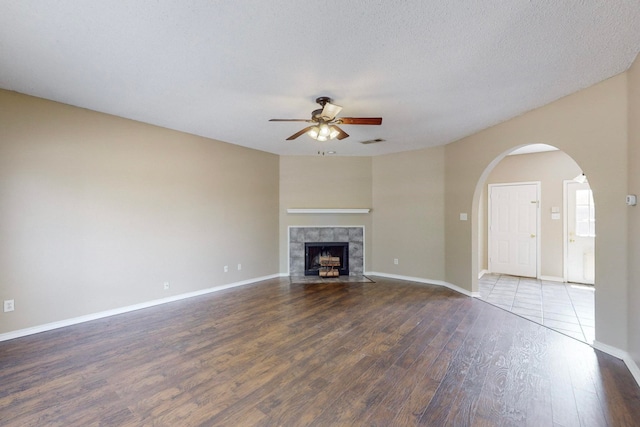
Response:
[593,340,640,388]
[539,275,565,282]
[0,273,281,343]
[478,269,490,279]
[593,340,628,359]
[366,271,480,298]
[626,356,640,388]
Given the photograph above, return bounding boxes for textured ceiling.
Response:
[1,1,639,156]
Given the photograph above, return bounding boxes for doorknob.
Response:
[570,238,575,243]
[530,234,536,238]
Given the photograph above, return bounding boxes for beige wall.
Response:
[445,74,629,349]
[278,156,373,273]
[482,150,582,278]
[0,90,280,334]
[628,53,640,365]
[279,150,446,282]
[3,66,639,360]
[371,147,445,280]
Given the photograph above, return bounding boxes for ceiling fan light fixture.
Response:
[318,124,330,138]
[270,96,382,141]
[307,126,320,139]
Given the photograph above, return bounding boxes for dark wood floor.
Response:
[2,277,640,426]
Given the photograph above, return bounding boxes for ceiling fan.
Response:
[269,97,382,141]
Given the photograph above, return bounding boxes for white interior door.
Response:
[565,181,595,284]
[489,183,539,278]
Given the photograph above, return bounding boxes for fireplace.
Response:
[289,226,364,276]
[305,242,349,276]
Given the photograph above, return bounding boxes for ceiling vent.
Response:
[360,138,385,145]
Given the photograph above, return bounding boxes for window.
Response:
[576,189,595,237]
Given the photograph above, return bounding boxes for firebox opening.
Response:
[305,242,349,276]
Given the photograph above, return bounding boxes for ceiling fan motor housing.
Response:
[315,96,332,107]
[311,109,324,121]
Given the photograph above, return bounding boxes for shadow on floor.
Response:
[478,273,594,344]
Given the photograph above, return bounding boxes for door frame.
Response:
[488,181,541,278]
[563,179,595,284]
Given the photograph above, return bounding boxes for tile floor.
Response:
[478,273,595,344]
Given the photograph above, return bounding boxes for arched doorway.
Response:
[474,144,595,344]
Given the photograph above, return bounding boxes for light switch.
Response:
[460,213,468,221]
[551,206,560,213]
[551,213,560,220]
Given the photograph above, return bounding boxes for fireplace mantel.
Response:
[287,208,370,214]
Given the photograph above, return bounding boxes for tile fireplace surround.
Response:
[289,226,364,276]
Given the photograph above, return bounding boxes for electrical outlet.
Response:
[237,263,242,271]
[224,265,228,273]
[163,282,170,290]
[394,258,399,265]
[4,299,15,312]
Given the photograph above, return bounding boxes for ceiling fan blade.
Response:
[332,125,349,140]
[286,126,315,140]
[321,102,343,120]
[338,117,383,125]
[269,119,313,122]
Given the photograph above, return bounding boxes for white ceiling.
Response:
[1,1,639,156]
